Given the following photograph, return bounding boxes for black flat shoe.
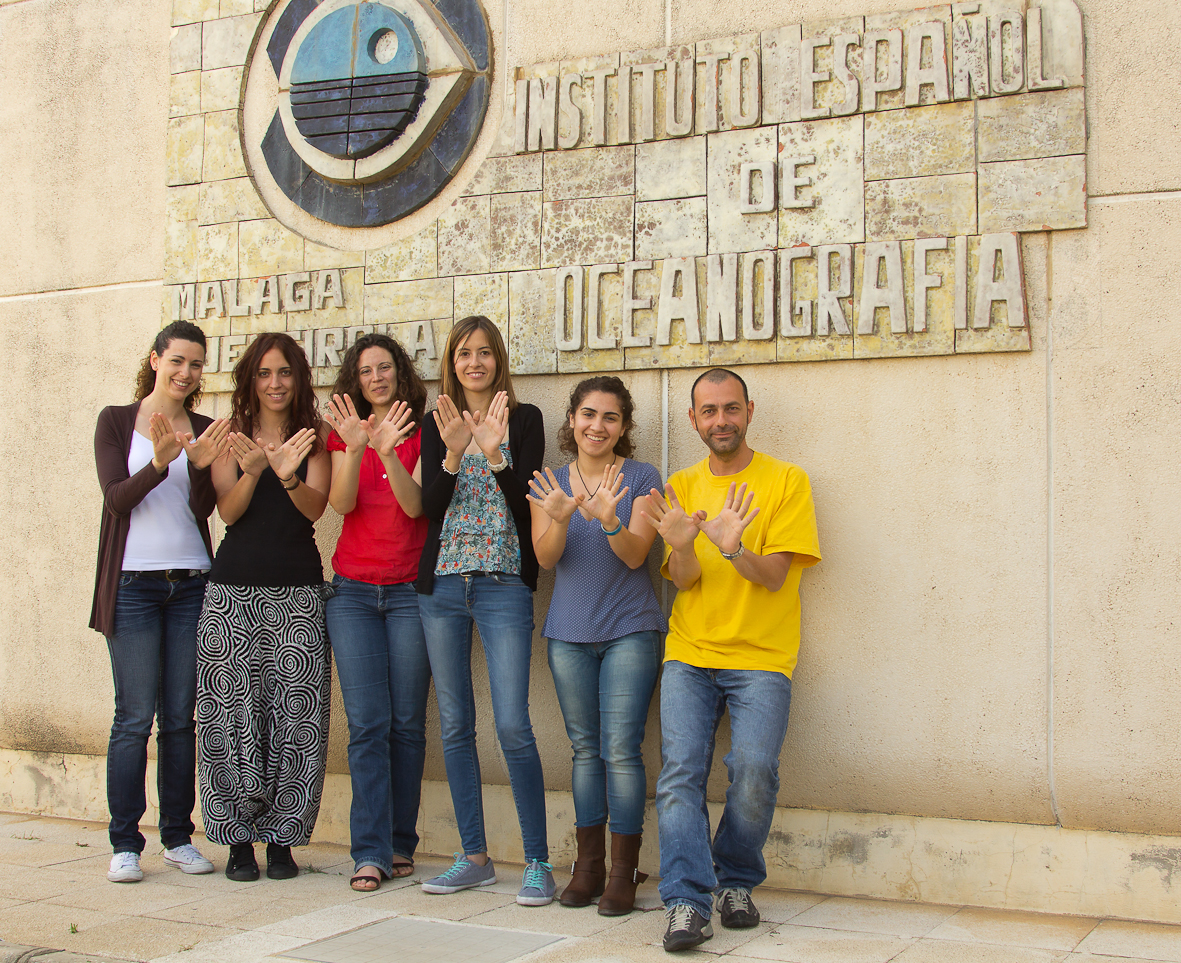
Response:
[225,843,259,882]
[266,843,299,880]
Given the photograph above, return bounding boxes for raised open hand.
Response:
[584,461,630,528]
[180,417,230,469]
[149,412,183,470]
[228,432,269,477]
[465,390,508,459]
[640,484,704,553]
[264,427,316,482]
[324,394,369,452]
[528,467,582,522]
[433,394,472,456]
[698,482,759,556]
[367,400,415,459]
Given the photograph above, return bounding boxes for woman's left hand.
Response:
[466,390,509,460]
[264,427,317,483]
[528,467,582,522]
[584,461,629,528]
[367,401,415,459]
[180,418,230,469]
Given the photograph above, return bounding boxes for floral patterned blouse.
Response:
[435,444,521,576]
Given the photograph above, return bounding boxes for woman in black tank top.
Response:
[195,333,332,883]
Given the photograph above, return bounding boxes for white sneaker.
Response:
[164,843,215,874]
[108,852,143,883]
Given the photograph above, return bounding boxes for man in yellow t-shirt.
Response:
[643,368,820,952]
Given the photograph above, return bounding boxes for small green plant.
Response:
[304,864,323,874]
[69,923,78,934]
[14,833,41,841]
[75,842,89,848]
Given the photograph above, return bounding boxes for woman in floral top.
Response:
[415,316,552,906]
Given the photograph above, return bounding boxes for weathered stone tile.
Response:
[707,126,777,254]
[555,54,618,150]
[169,184,200,223]
[173,0,217,26]
[779,114,864,246]
[800,17,866,118]
[778,244,855,362]
[623,258,709,370]
[978,155,1086,232]
[542,196,633,267]
[202,109,247,181]
[201,66,242,113]
[707,253,777,367]
[977,88,1085,163]
[438,195,491,276]
[694,34,761,133]
[853,239,956,359]
[389,319,451,381]
[761,24,801,125]
[169,71,201,117]
[201,13,261,70]
[171,23,202,73]
[304,242,364,271]
[238,218,304,277]
[865,173,977,241]
[556,264,625,374]
[197,222,238,281]
[620,45,694,144]
[462,154,542,196]
[198,177,268,225]
[166,115,204,186]
[635,197,707,260]
[491,192,542,272]
[864,6,952,111]
[367,224,438,283]
[635,135,706,201]
[365,278,454,326]
[1037,0,1084,88]
[864,101,974,181]
[165,220,197,284]
[455,274,509,331]
[305,267,364,330]
[220,0,254,15]
[507,270,559,374]
[955,234,1032,354]
[543,145,634,201]
[231,309,288,335]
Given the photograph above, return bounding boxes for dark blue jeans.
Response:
[105,572,206,854]
[325,576,430,876]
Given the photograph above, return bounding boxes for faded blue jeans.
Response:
[655,660,792,919]
[547,631,661,835]
[105,571,207,854]
[418,573,549,863]
[325,576,430,877]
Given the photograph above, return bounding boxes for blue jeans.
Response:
[655,660,792,919]
[325,576,430,876]
[418,573,548,862]
[105,571,207,854]
[547,632,661,836]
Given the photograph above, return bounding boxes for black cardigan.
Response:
[416,403,545,593]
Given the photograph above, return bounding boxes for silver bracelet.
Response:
[720,543,746,560]
[441,458,459,476]
[488,456,509,473]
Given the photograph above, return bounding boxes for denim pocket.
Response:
[488,572,524,586]
[118,573,135,588]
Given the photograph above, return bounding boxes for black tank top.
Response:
[209,461,322,586]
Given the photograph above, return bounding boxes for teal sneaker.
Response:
[421,854,497,894]
[517,860,556,906]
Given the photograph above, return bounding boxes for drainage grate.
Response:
[276,916,565,963]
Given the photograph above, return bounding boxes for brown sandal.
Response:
[350,873,381,892]
[390,859,415,879]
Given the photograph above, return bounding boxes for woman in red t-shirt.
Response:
[323,333,429,892]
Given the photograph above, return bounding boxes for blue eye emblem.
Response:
[289,5,427,160]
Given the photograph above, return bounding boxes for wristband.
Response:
[720,543,745,560]
[281,475,299,491]
[601,519,623,536]
[487,456,509,473]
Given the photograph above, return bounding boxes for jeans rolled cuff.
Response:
[353,857,394,878]
[666,898,712,921]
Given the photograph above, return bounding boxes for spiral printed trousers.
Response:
[196,583,331,846]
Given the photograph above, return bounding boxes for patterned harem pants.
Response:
[196,583,331,846]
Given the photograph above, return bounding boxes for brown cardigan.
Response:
[89,402,218,636]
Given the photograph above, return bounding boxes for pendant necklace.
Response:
[575,454,616,498]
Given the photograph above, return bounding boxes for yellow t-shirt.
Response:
[661,452,821,678]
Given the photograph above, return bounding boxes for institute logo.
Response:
[243,0,491,229]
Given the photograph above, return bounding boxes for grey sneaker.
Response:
[663,903,713,951]
[716,887,759,928]
[164,843,214,875]
[421,854,497,894]
[107,852,143,883]
[516,860,555,906]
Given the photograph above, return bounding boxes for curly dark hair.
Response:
[557,376,635,459]
[439,316,518,414]
[330,332,427,429]
[133,320,207,410]
[229,332,324,456]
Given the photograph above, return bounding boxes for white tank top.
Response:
[122,431,212,570]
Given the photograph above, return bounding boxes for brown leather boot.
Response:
[597,832,649,916]
[558,824,606,907]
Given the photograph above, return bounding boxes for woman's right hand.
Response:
[324,394,370,453]
[149,412,183,471]
[434,394,472,456]
[528,467,582,523]
[264,427,317,482]
[228,432,269,477]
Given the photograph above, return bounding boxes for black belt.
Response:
[132,569,205,581]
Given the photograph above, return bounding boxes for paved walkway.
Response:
[1,812,1180,963]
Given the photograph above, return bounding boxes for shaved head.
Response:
[690,368,749,408]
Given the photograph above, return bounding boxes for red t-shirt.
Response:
[328,430,428,585]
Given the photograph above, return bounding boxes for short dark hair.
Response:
[690,368,749,407]
[557,376,636,459]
